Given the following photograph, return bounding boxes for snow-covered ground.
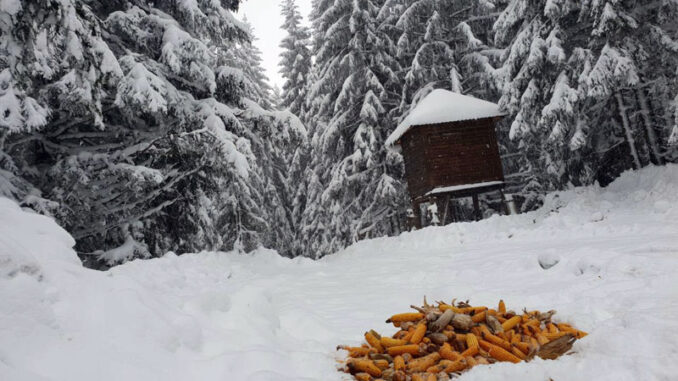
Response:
[1,165,677,381]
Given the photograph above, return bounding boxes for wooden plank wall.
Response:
[401,130,430,199]
[400,117,504,200]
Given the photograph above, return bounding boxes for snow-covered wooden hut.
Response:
[386,89,506,227]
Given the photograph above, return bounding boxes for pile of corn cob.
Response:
[338,299,587,381]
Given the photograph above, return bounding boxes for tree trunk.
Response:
[0,131,6,152]
[615,92,642,170]
[635,88,664,165]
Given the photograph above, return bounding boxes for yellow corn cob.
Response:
[364,331,384,353]
[502,316,522,331]
[387,313,425,323]
[409,322,427,344]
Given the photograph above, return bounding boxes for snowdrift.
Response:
[1,165,677,381]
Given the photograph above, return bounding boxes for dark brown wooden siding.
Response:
[399,117,504,200]
[400,130,430,199]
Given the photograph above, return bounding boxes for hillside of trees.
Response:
[1,0,676,267]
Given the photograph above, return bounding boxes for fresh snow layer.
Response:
[386,89,505,146]
[426,180,504,195]
[2,165,678,381]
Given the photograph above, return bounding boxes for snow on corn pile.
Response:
[1,165,677,381]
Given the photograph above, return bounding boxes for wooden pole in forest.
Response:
[615,92,642,170]
[635,88,664,165]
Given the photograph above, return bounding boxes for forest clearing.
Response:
[2,165,676,380]
[1,1,677,380]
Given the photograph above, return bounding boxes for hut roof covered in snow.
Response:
[385,89,505,147]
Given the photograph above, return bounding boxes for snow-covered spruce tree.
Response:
[295,0,345,257]
[67,1,265,266]
[279,0,313,118]
[0,0,115,215]
[494,0,678,209]
[493,0,586,209]
[391,0,503,121]
[2,0,298,267]
[222,16,310,257]
[225,18,275,109]
[277,0,317,256]
[237,100,308,257]
[299,0,407,258]
[579,0,678,168]
[271,85,284,110]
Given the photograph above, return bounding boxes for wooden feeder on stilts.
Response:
[386,89,508,228]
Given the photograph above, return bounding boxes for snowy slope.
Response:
[1,165,677,381]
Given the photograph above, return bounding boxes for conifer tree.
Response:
[226,18,275,109]
[581,0,678,166]
[392,0,501,121]
[0,0,118,214]
[300,0,406,258]
[279,0,313,118]
[494,0,678,209]
[1,0,296,267]
[494,0,585,205]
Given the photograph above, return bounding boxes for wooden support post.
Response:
[429,197,440,226]
[499,190,509,215]
[450,200,458,223]
[615,92,642,170]
[472,194,481,221]
[410,200,422,230]
[440,194,451,225]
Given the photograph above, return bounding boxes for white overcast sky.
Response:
[237,0,313,89]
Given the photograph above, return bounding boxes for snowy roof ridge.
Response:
[386,89,505,147]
